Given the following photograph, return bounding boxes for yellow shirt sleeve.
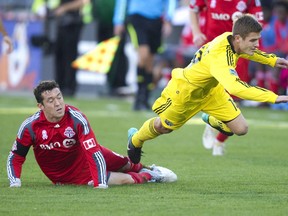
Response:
[209,51,278,103]
[240,49,278,67]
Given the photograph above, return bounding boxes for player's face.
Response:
[235,32,261,56]
[38,88,65,122]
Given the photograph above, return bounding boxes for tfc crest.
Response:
[64,127,76,138]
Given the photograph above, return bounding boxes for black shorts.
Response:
[126,14,162,54]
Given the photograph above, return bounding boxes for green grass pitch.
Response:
[0,94,287,216]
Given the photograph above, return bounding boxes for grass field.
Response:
[0,94,288,216]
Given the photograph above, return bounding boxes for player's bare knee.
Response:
[122,176,135,184]
[233,124,248,136]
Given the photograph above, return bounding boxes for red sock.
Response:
[127,160,143,173]
[127,172,151,184]
[216,133,228,142]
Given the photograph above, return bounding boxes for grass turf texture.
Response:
[0,95,288,216]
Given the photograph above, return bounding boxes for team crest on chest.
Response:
[236,1,247,12]
[64,127,76,138]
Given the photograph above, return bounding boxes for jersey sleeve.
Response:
[240,49,278,67]
[7,123,32,186]
[74,112,108,188]
[113,0,127,25]
[164,0,177,22]
[210,52,278,103]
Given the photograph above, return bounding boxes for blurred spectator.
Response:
[113,0,177,111]
[255,0,288,96]
[251,0,277,92]
[91,0,128,96]
[274,0,288,58]
[0,19,13,54]
[52,0,87,97]
[272,0,288,96]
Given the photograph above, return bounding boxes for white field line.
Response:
[0,107,287,128]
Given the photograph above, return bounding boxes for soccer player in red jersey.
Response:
[189,0,263,155]
[7,80,177,188]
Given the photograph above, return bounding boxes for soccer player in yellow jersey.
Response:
[126,14,288,163]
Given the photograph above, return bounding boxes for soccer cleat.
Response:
[212,142,225,156]
[127,127,142,164]
[202,124,216,149]
[150,165,177,183]
[202,113,234,136]
[140,164,177,183]
[140,167,164,183]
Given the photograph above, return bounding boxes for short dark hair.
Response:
[33,80,60,104]
[232,14,262,39]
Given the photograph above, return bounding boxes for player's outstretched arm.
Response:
[275,95,288,104]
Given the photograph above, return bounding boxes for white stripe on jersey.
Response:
[17,111,40,139]
[68,107,90,135]
[7,152,17,183]
[94,151,107,185]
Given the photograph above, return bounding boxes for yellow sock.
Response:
[208,115,233,135]
[132,117,160,148]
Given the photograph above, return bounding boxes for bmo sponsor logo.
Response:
[83,138,97,150]
[212,11,244,21]
[40,142,61,150]
[39,139,76,150]
[211,12,231,21]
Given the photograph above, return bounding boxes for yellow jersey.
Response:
[183,32,278,103]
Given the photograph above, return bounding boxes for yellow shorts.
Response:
[152,68,241,130]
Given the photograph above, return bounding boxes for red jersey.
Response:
[190,0,263,42]
[7,105,110,187]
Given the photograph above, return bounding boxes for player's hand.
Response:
[193,32,207,47]
[10,178,21,188]
[275,95,288,103]
[275,58,288,69]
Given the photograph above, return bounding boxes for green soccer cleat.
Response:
[202,113,234,136]
[127,128,142,164]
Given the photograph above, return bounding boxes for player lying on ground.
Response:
[7,80,177,188]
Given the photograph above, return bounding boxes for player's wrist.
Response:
[94,184,108,189]
[10,178,21,188]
